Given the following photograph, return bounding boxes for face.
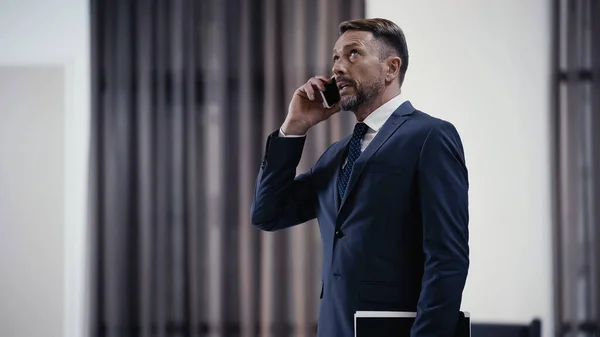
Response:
[332,30,386,112]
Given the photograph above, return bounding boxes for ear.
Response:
[385,56,402,84]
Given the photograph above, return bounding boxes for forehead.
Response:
[333,30,376,53]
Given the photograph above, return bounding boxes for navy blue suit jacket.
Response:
[251,101,469,337]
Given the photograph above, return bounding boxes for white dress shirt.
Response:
[280,93,407,153]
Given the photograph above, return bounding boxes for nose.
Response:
[332,60,347,77]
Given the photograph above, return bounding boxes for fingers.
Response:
[299,76,330,101]
[314,75,333,83]
[303,82,316,101]
[308,77,328,91]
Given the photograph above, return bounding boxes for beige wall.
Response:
[0,67,65,337]
[366,0,554,336]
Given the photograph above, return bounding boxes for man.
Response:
[250,18,469,337]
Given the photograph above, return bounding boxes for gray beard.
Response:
[341,95,361,112]
[340,82,384,112]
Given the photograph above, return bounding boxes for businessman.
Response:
[250,18,469,337]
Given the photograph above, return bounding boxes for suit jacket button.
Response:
[335,230,344,238]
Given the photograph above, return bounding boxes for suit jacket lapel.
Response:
[338,101,415,212]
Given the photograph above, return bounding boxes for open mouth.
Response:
[337,81,353,93]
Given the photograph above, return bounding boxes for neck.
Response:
[353,87,401,122]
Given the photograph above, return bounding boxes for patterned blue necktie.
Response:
[337,122,369,200]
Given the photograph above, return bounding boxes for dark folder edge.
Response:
[354,311,471,337]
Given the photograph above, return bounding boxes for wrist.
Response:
[281,120,310,136]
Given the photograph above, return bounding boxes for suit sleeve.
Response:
[250,130,319,231]
[411,121,470,337]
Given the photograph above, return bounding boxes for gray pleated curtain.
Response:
[552,0,600,335]
[89,1,364,336]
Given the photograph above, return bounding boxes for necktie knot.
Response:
[353,122,368,139]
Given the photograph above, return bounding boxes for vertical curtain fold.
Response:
[553,0,600,335]
[592,0,600,331]
[91,1,364,336]
[237,0,257,336]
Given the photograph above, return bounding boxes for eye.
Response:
[349,49,359,56]
[333,55,339,62]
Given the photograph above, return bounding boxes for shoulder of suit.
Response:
[408,110,462,142]
[411,109,457,129]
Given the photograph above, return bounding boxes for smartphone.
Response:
[320,77,340,108]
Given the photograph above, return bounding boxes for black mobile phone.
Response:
[320,78,340,108]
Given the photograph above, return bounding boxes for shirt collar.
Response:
[362,94,406,132]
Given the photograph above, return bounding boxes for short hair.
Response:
[339,18,409,85]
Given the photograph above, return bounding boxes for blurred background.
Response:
[0,0,599,337]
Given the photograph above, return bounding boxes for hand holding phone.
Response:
[282,76,341,135]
